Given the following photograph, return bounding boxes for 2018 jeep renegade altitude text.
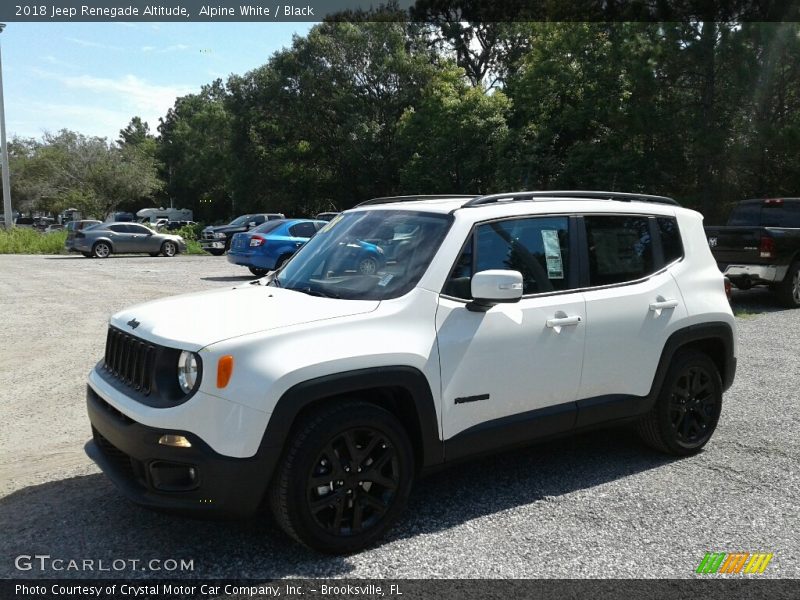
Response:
[85,191,737,554]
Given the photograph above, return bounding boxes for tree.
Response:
[226,21,438,214]
[7,130,162,219]
[397,64,509,192]
[157,81,233,221]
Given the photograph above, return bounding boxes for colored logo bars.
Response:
[696,552,774,574]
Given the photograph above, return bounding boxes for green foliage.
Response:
[157,81,233,222]
[166,223,205,255]
[0,228,68,254]
[8,130,162,219]
[8,22,800,225]
[397,65,510,192]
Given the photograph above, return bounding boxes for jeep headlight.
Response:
[177,351,200,394]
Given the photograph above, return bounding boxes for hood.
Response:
[109,285,379,351]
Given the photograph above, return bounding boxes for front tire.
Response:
[637,350,722,456]
[161,241,178,257]
[206,249,225,256]
[92,242,111,259]
[776,261,800,308]
[269,401,414,554]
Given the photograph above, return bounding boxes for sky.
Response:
[0,22,315,141]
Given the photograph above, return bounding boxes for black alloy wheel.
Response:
[269,401,414,554]
[668,364,719,446]
[306,427,399,536]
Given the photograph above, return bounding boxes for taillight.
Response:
[249,235,265,247]
[724,278,732,300]
[759,235,775,259]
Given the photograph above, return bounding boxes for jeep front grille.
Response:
[103,327,156,395]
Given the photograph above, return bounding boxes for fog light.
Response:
[149,461,199,492]
[158,434,192,448]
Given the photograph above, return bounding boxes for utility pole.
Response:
[0,24,12,229]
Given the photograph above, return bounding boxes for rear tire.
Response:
[276,254,292,269]
[92,242,111,259]
[637,350,722,456]
[149,252,160,257]
[206,249,225,256]
[775,261,800,308]
[81,252,92,258]
[249,267,269,277]
[357,256,378,275]
[269,401,414,554]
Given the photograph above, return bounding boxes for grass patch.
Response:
[0,228,68,254]
[733,307,760,319]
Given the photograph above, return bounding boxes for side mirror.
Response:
[248,221,258,227]
[467,270,523,312]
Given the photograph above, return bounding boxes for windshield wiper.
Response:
[285,285,341,299]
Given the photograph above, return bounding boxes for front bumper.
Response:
[85,385,275,517]
[200,240,226,250]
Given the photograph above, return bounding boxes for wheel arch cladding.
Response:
[650,322,736,397]
[263,367,443,473]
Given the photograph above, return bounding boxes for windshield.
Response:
[272,210,453,300]
[228,215,252,226]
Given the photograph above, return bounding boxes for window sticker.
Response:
[541,229,564,279]
[378,273,394,287]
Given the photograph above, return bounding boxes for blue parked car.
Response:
[228,218,387,278]
[228,219,326,277]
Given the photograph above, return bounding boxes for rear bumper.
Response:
[722,263,788,286]
[85,385,275,517]
[226,252,276,269]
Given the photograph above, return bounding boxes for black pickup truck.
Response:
[705,198,800,307]
[199,213,284,255]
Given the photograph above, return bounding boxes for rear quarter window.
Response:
[585,216,654,286]
[657,217,684,264]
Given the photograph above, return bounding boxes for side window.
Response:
[252,215,265,225]
[127,224,150,234]
[444,216,571,298]
[289,222,318,238]
[108,224,129,233]
[585,216,654,286]
[657,217,683,264]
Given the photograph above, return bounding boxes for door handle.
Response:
[649,298,679,316]
[649,299,678,310]
[546,315,582,329]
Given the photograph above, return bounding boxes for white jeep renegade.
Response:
[85,191,737,553]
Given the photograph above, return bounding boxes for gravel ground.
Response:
[0,254,798,579]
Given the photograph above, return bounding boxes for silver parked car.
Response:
[71,222,187,258]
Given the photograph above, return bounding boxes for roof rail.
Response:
[462,190,680,208]
[356,194,478,207]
